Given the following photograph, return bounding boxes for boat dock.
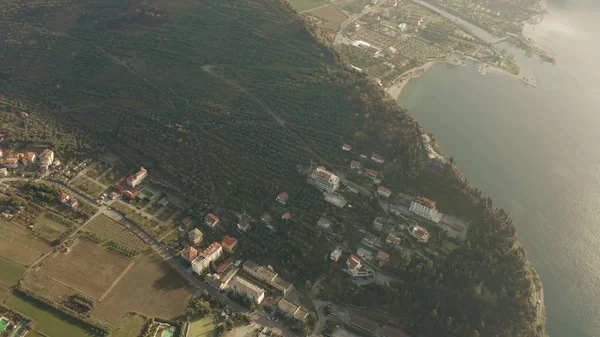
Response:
[522,70,537,88]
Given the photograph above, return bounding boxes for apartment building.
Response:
[230,276,265,305]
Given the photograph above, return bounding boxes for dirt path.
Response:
[99,259,136,301]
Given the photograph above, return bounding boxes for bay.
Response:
[398,1,600,336]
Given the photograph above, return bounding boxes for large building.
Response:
[230,276,265,305]
[278,298,309,322]
[347,255,362,275]
[39,149,54,168]
[243,260,293,294]
[127,167,148,187]
[191,242,223,275]
[206,266,239,290]
[409,196,441,223]
[308,166,340,192]
[409,226,430,243]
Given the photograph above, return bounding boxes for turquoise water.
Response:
[398,1,600,336]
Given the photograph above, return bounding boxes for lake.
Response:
[398,0,600,336]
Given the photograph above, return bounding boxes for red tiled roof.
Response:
[376,250,390,262]
[238,218,249,229]
[281,212,291,220]
[181,246,198,262]
[378,186,391,193]
[366,169,380,177]
[182,217,192,226]
[206,213,219,225]
[412,196,436,209]
[201,242,222,257]
[277,192,289,201]
[57,193,69,203]
[342,143,352,150]
[222,235,237,249]
[350,160,361,167]
[348,255,361,270]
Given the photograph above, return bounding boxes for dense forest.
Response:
[0,0,543,336]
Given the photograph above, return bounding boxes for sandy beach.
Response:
[386,58,466,99]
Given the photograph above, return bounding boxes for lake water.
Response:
[398,0,600,336]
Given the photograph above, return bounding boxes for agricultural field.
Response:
[35,240,133,300]
[84,162,110,180]
[188,316,216,337]
[71,176,106,198]
[92,254,193,325]
[0,220,51,265]
[6,292,97,337]
[0,256,26,298]
[111,314,147,337]
[305,4,348,30]
[34,212,75,242]
[21,271,95,305]
[84,214,148,252]
[98,168,125,186]
[288,0,325,12]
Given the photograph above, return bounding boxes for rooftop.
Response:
[181,246,198,262]
[376,250,390,263]
[412,196,436,209]
[348,255,361,270]
[216,258,233,274]
[261,213,273,224]
[277,192,288,202]
[378,185,391,193]
[366,169,380,177]
[312,166,339,182]
[222,235,238,248]
[206,213,219,225]
[182,217,192,226]
[281,212,291,220]
[200,242,222,257]
[350,160,362,168]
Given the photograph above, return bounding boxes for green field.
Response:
[35,212,74,242]
[188,316,215,337]
[0,256,26,292]
[6,292,97,337]
[98,168,125,187]
[71,177,106,198]
[288,0,325,12]
[85,162,110,180]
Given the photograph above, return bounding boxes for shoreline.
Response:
[386,57,525,101]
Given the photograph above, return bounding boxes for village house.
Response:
[181,246,198,262]
[377,186,392,198]
[330,247,342,262]
[373,217,386,232]
[237,218,250,232]
[350,160,362,169]
[317,217,332,229]
[222,235,238,252]
[366,169,380,178]
[181,217,193,226]
[127,167,147,187]
[281,212,291,220]
[39,149,54,168]
[342,143,352,151]
[276,192,288,205]
[376,251,390,265]
[205,213,220,228]
[347,255,362,276]
[57,193,78,208]
[189,228,203,245]
[260,213,273,225]
[371,153,385,164]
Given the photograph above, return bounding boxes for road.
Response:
[1,177,297,336]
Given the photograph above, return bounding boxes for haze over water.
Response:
[398,1,600,336]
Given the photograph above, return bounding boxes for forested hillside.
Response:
[0,0,543,336]
[0,0,421,209]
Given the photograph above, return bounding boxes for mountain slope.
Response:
[0,0,543,336]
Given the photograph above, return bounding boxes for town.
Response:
[290,0,551,90]
[0,103,473,337]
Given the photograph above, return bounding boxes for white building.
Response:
[309,166,340,192]
[409,226,430,243]
[192,242,223,275]
[230,276,266,305]
[189,228,203,245]
[39,149,54,168]
[330,247,342,262]
[409,196,441,223]
[127,167,148,187]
